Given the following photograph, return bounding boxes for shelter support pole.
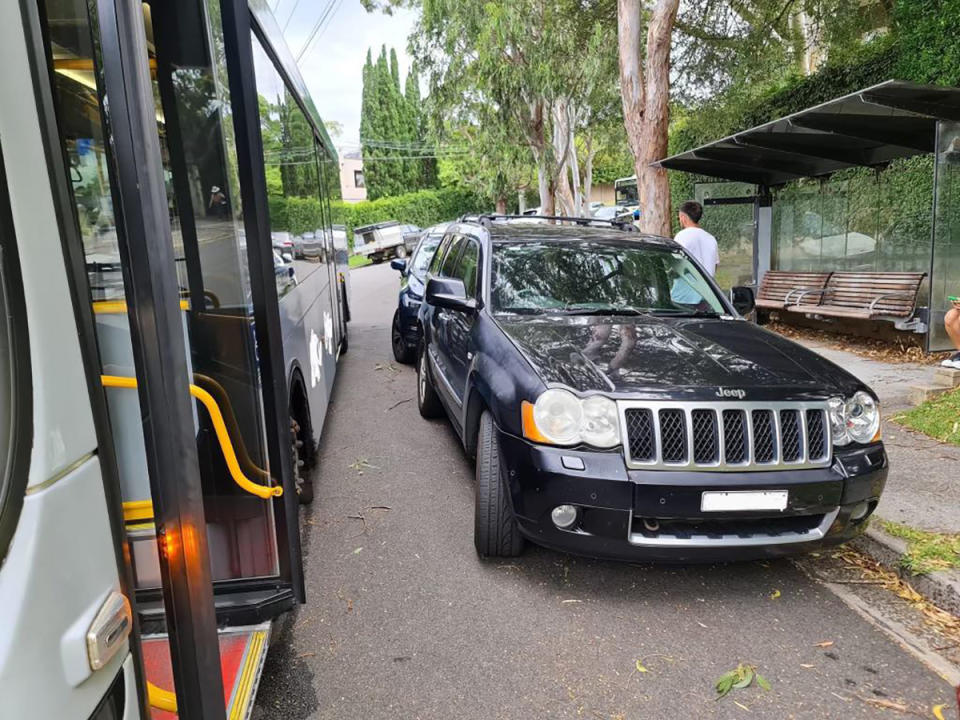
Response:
[755,186,773,285]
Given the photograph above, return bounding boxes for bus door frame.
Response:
[94,0,229,716]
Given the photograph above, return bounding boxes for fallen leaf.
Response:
[696,621,709,629]
[815,641,834,648]
[770,589,781,600]
[755,673,771,691]
[799,663,814,668]
[860,697,908,712]
[734,701,750,712]
[635,660,648,673]
[561,599,582,604]
[933,704,946,720]
[352,547,363,555]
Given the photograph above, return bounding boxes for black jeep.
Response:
[416,216,886,561]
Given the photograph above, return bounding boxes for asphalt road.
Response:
[254,261,955,719]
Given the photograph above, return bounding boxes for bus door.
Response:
[25,0,306,715]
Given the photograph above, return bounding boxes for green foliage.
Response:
[361,46,437,199]
[879,520,960,575]
[268,187,488,245]
[895,386,960,447]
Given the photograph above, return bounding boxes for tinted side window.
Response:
[427,234,454,276]
[456,239,480,297]
[439,236,465,278]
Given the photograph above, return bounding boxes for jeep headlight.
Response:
[522,389,621,448]
[829,391,881,446]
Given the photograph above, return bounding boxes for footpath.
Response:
[799,338,960,614]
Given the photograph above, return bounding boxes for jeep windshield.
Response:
[491,240,726,317]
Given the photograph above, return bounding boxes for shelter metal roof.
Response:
[655,81,960,186]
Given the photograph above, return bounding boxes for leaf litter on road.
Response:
[349,457,379,474]
[714,664,771,700]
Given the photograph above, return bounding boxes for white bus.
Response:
[0,0,348,717]
[614,174,639,209]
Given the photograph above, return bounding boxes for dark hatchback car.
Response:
[390,224,448,363]
[415,217,886,561]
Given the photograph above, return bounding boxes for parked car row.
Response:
[387,214,887,562]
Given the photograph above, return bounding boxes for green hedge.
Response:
[268,187,490,246]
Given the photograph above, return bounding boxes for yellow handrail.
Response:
[192,373,271,481]
[147,681,177,712]
[101,375,282,499]
[92,299,189,314]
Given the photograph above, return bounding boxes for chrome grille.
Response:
[619,400,832,471]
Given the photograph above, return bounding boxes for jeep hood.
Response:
[496,315,860,400]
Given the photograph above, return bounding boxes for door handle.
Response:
[87,591,132,671]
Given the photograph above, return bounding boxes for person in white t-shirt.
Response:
[671,201,718,306]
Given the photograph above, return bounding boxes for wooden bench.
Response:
[756,271,833,310]
[786,271,926,327]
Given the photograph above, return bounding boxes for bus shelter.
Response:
[656,80,960,352]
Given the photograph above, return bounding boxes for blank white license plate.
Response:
[701,490,788,512]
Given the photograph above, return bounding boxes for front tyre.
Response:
[391,309,414,364]
[416,343,443,419]
[474,411,524,558]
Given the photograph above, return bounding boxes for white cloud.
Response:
[272,0,419,153]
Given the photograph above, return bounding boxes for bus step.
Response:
[141,622,271,719]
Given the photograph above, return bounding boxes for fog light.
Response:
[551,504,578,529]
[850,501,870,521]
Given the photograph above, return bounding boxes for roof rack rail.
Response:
[458,213,638,232]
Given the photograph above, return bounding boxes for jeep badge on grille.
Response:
[716,388,747,399]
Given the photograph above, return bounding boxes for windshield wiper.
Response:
[650,308,722,318]
[496,306,545,315]
[560,306,651,316]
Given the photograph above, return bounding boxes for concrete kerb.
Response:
[850,524,960,618]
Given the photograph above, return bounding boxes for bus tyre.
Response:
[417,344,443,419]
[291,418,313,505]
[474,411,524,558]
[392,310,413,364]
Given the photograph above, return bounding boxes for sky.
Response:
[270,0,420,154]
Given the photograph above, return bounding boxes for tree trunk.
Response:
[582,135,595,217]
[495,196,507,214]
[639,0,679,236]
[552,99,576,216]
[618,0,679,237]
[565,104,582,217]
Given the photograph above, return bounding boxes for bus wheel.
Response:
[291,418,312,504]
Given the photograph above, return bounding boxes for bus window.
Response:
[0,146,30,566]
[252,32,339,399]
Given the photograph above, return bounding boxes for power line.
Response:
[296,0,344,62]
[281,0,304,33]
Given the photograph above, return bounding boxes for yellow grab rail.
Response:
[148,681,177,712]
[192,373,271,482]
[101,375,282,499]
[92,299,189,314]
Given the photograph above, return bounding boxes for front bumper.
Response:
[498,429,887,562]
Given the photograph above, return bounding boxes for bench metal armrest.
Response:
[789,288,828,305]
[867,291,915,313]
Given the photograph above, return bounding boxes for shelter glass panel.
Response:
[695,182,755,293]
[930,121,960,351]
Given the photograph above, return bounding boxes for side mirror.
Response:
[425,277,477,313]
[282,252,293,263]
[731,286,755,316]
[288,266,295,279]
[390,258,407,273]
